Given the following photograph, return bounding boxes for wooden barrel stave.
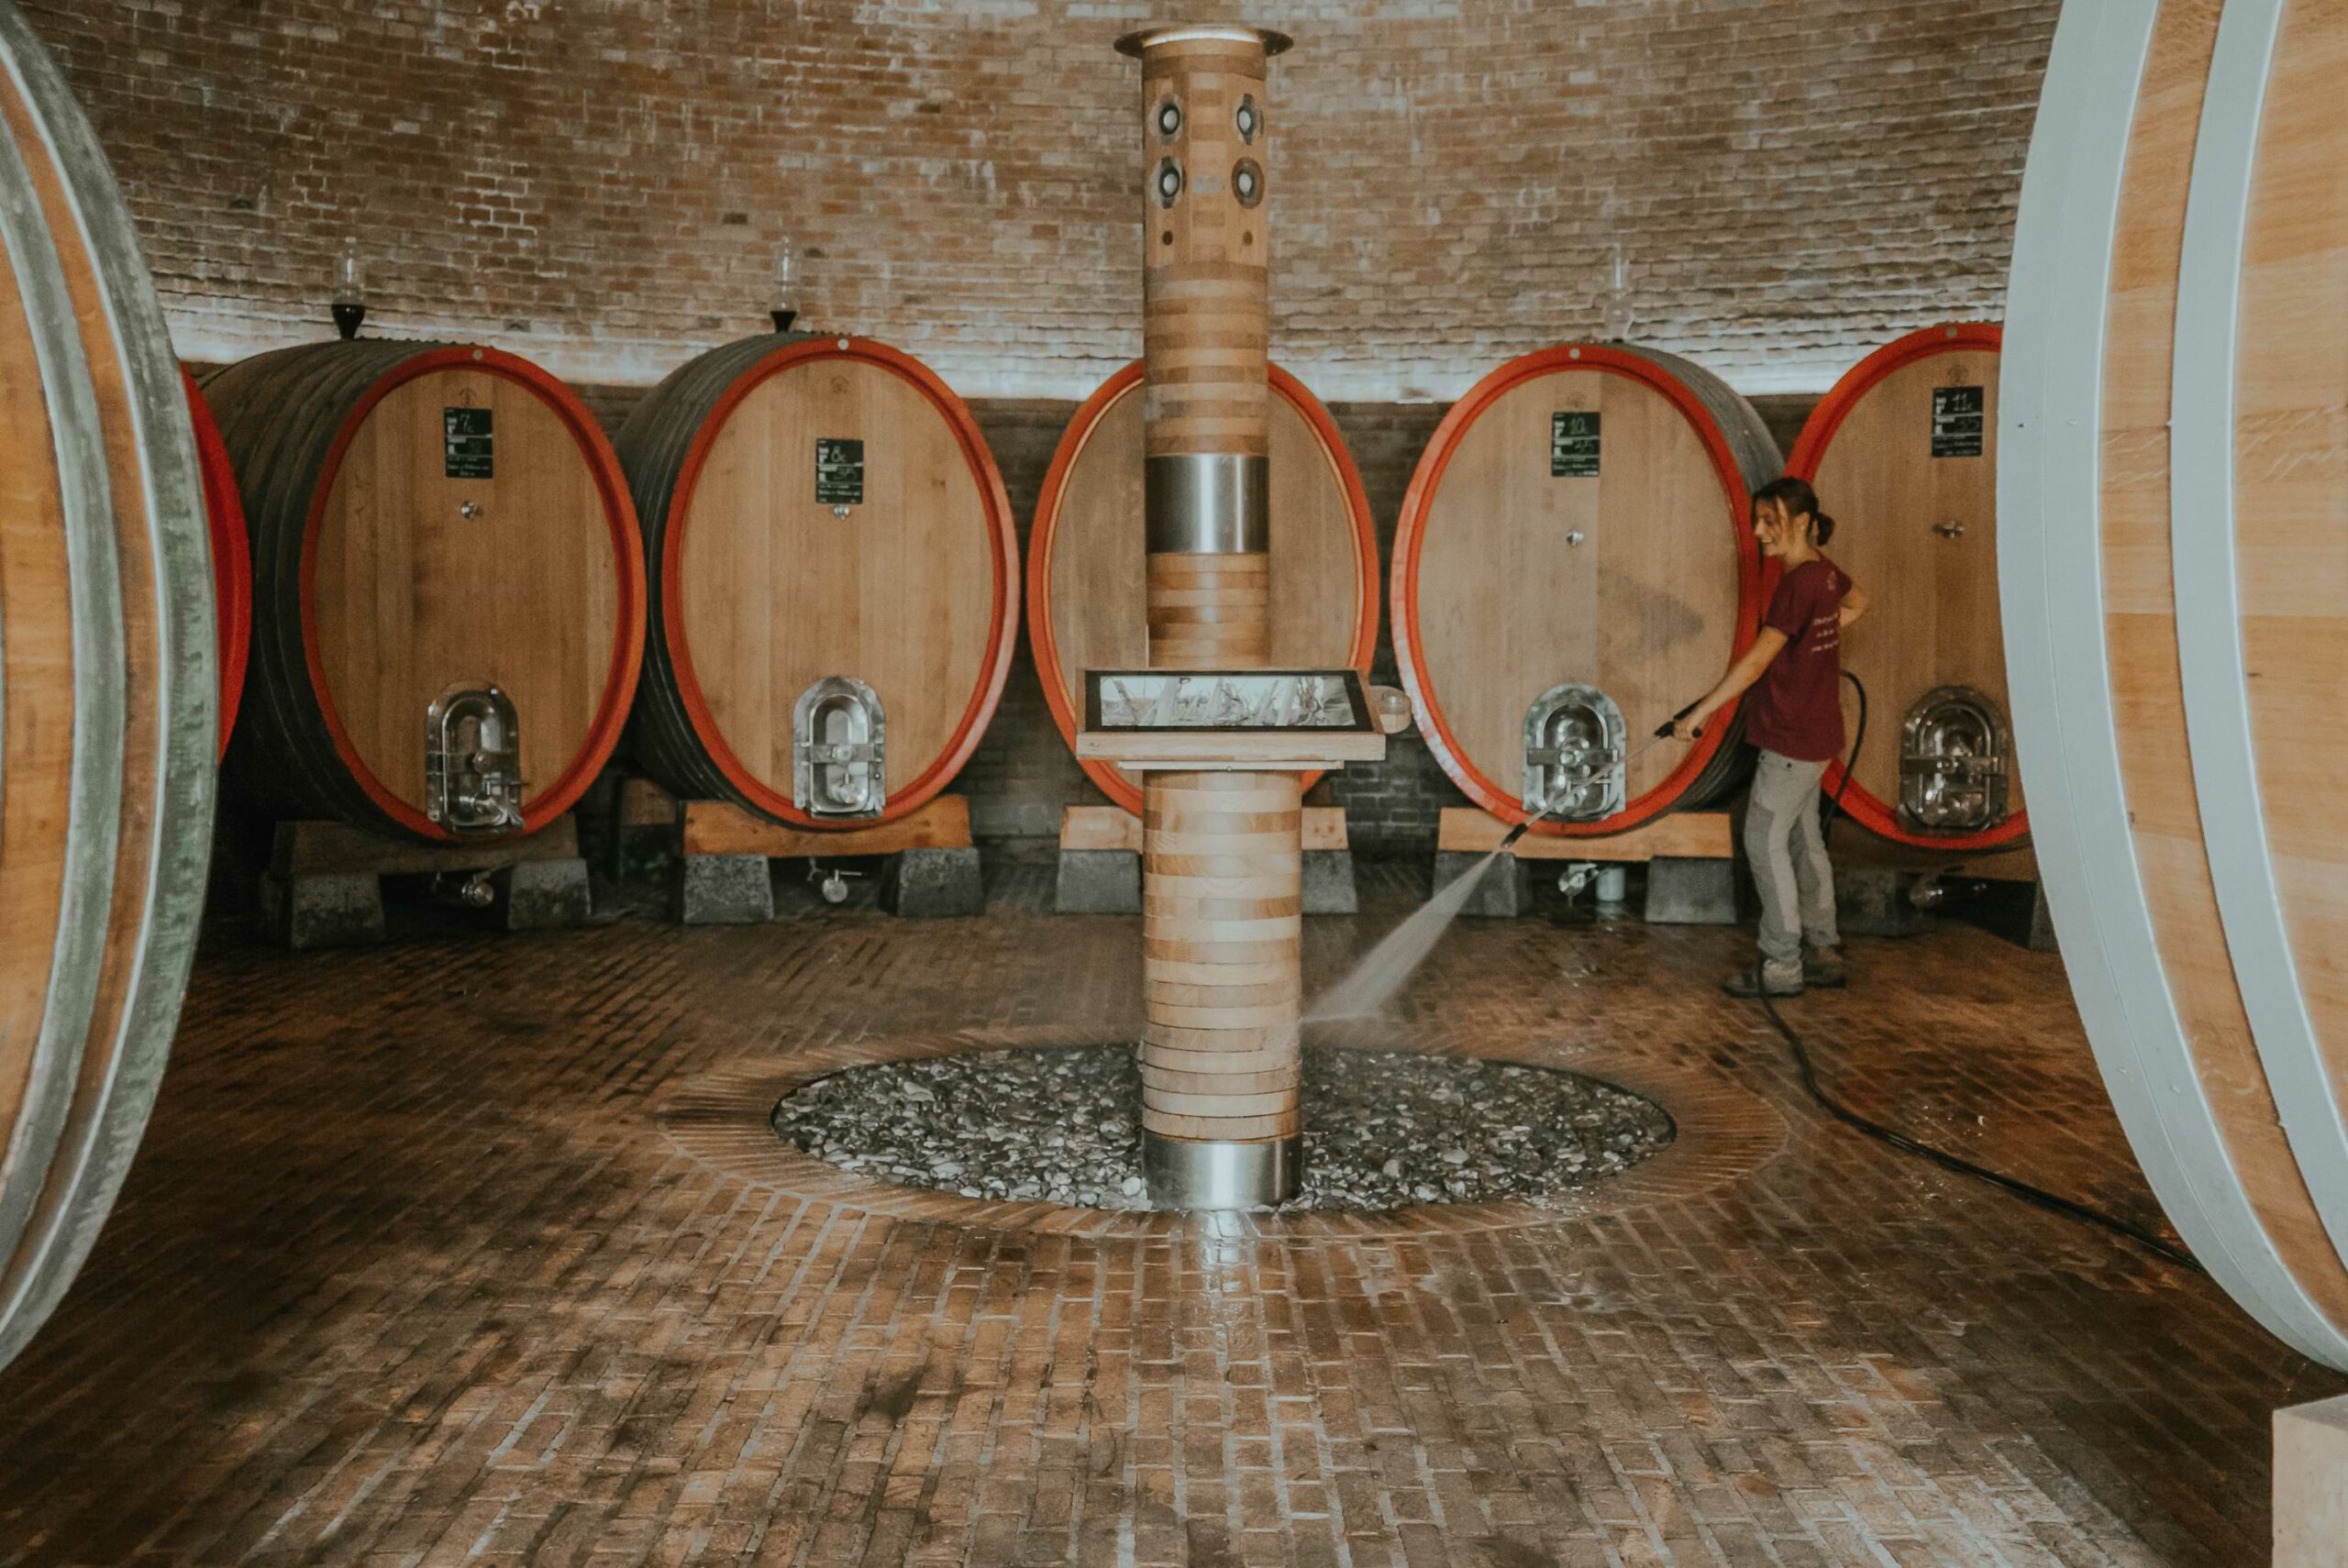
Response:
[1393,342,1778,837]
[0,2,216,1371]
[615,334,1018,829]
[204,341,643,842]
[2001,0,2348,1369]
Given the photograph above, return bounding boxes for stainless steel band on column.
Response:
[1145,452,1270,554]
[1143,1132,1303,1211]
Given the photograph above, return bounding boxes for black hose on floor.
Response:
[1751,988,2205,1275]
[1744,671,2206,1275]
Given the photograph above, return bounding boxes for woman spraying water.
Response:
[1670,477,1869,999]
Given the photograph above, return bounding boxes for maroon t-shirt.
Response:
[1746,558,1849,762]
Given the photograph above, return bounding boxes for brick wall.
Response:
[23,0,2055,401]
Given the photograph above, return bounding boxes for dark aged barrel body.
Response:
[1028,359,1378,816]
[1392,343,1778,834]
[616,333,1017,828]
[2001,0,2348,1371]
[0,6,217,1372]
[1789,325,2024,852]
[186,369,250,758]
[203,341,645,843]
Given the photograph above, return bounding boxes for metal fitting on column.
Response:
[1145,452,1269,553]
[1145,1132,1302,1209]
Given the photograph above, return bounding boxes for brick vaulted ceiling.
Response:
[20,1,2058,399]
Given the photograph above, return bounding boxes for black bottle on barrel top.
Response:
[333,303,366,340]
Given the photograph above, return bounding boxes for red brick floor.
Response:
[0,865,2337,1567]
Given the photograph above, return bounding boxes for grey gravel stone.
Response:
[770,1043,1674,1213]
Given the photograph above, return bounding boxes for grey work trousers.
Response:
[1745,749,1839,973]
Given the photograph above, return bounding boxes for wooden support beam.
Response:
[681,795,972,859]
[1435,806,1732,863]
[271,815,581,878]
[1076,727,1385,769]
[1062,804,1347,854]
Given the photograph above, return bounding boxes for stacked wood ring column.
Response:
[1118,23,1301,1209]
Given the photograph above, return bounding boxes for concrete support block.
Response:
[1836,865,1931,938]
[1055,849,1141,914]
[1435,849,1527,919]
[1645,858,1737,926]
[1944,878,2060,952]
[2028,883,2058,954]
[1301,849,1359,916]
[493,857,593,932]
[880,846,984,919]
[2276,1395,2348,1568]
[676,854,774,925]
[260,871,386,950]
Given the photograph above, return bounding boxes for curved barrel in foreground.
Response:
[0,6,216,1372]
[1028,359,1378,816]
[203,341,644,842]
[617,334,1017,829]
[1393,343,1778,834]
[2002,0,2348,1370]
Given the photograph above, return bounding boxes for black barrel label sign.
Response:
[444,407,493,480]
[1931,386,1985,458]
[1550,410,1601,478]
[815,437,866,507]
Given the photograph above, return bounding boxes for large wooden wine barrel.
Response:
[203,342,644,842]
[1392,344,1778,835]
[185,370,249,759]
[2002,0,2348,1371]
[0,6,216,1372]
[1788,325,2026,852]
[1027,360,1379,815]
[616,334,1017,828]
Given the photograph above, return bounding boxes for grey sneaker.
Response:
[1803,946,1846,989]
[1722,961,1802,999]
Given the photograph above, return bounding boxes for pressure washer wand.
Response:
[1500,700,1704,853]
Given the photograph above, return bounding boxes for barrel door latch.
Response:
[426,683,525,834]
[1523,682,1626,823]
[794,676,887,819]
[1899,685,2011,831]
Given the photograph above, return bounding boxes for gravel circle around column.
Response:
[770,1043,1675,1212]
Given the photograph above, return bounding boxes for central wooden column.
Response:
[1120,23,1301,1209]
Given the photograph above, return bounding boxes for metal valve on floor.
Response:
[808,863,862,905]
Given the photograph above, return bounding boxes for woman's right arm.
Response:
[1670,626,1789,739]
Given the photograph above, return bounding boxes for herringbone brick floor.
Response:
[0,865,2334,1566]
